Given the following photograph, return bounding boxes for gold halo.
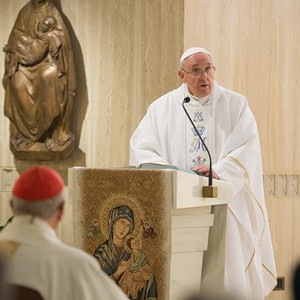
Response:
[101,197,144,240]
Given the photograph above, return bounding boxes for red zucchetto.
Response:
[13,166,64,201]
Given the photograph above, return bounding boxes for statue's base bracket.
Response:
[10,135,76,161]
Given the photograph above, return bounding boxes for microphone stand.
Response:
[182,97,218,198]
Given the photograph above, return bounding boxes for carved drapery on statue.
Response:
[3,0,76,160]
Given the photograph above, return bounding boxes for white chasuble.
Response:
[130,82,277,300]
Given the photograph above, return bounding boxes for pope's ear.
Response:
[178,70,186,83]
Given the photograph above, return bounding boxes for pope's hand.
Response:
[192,165,219,179]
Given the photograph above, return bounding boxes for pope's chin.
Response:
[195,87,211,97]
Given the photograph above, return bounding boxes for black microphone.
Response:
[182,97,218,197]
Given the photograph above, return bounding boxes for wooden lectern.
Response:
[67,167,232,300]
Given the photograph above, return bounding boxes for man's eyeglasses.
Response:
[181,66,216,78]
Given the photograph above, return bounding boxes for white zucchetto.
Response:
[179,47,213,67]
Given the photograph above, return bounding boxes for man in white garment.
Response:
[130,47,277,299]
[0,166,129,300]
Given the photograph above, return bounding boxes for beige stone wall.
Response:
[0,0,184,173]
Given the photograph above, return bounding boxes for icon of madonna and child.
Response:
[93,204,158,299]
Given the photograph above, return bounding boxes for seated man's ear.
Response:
[57,202,65,220]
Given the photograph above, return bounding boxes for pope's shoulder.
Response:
[147,85,184,108]
[218,85,247,102]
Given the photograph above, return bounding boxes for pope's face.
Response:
[178,53,215,98]
[113,218,132,240]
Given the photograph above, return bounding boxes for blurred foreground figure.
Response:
[0,254,9,300]
[0,166,129,300]
[293,262,300,300]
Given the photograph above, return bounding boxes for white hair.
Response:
[11,190,65,219]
